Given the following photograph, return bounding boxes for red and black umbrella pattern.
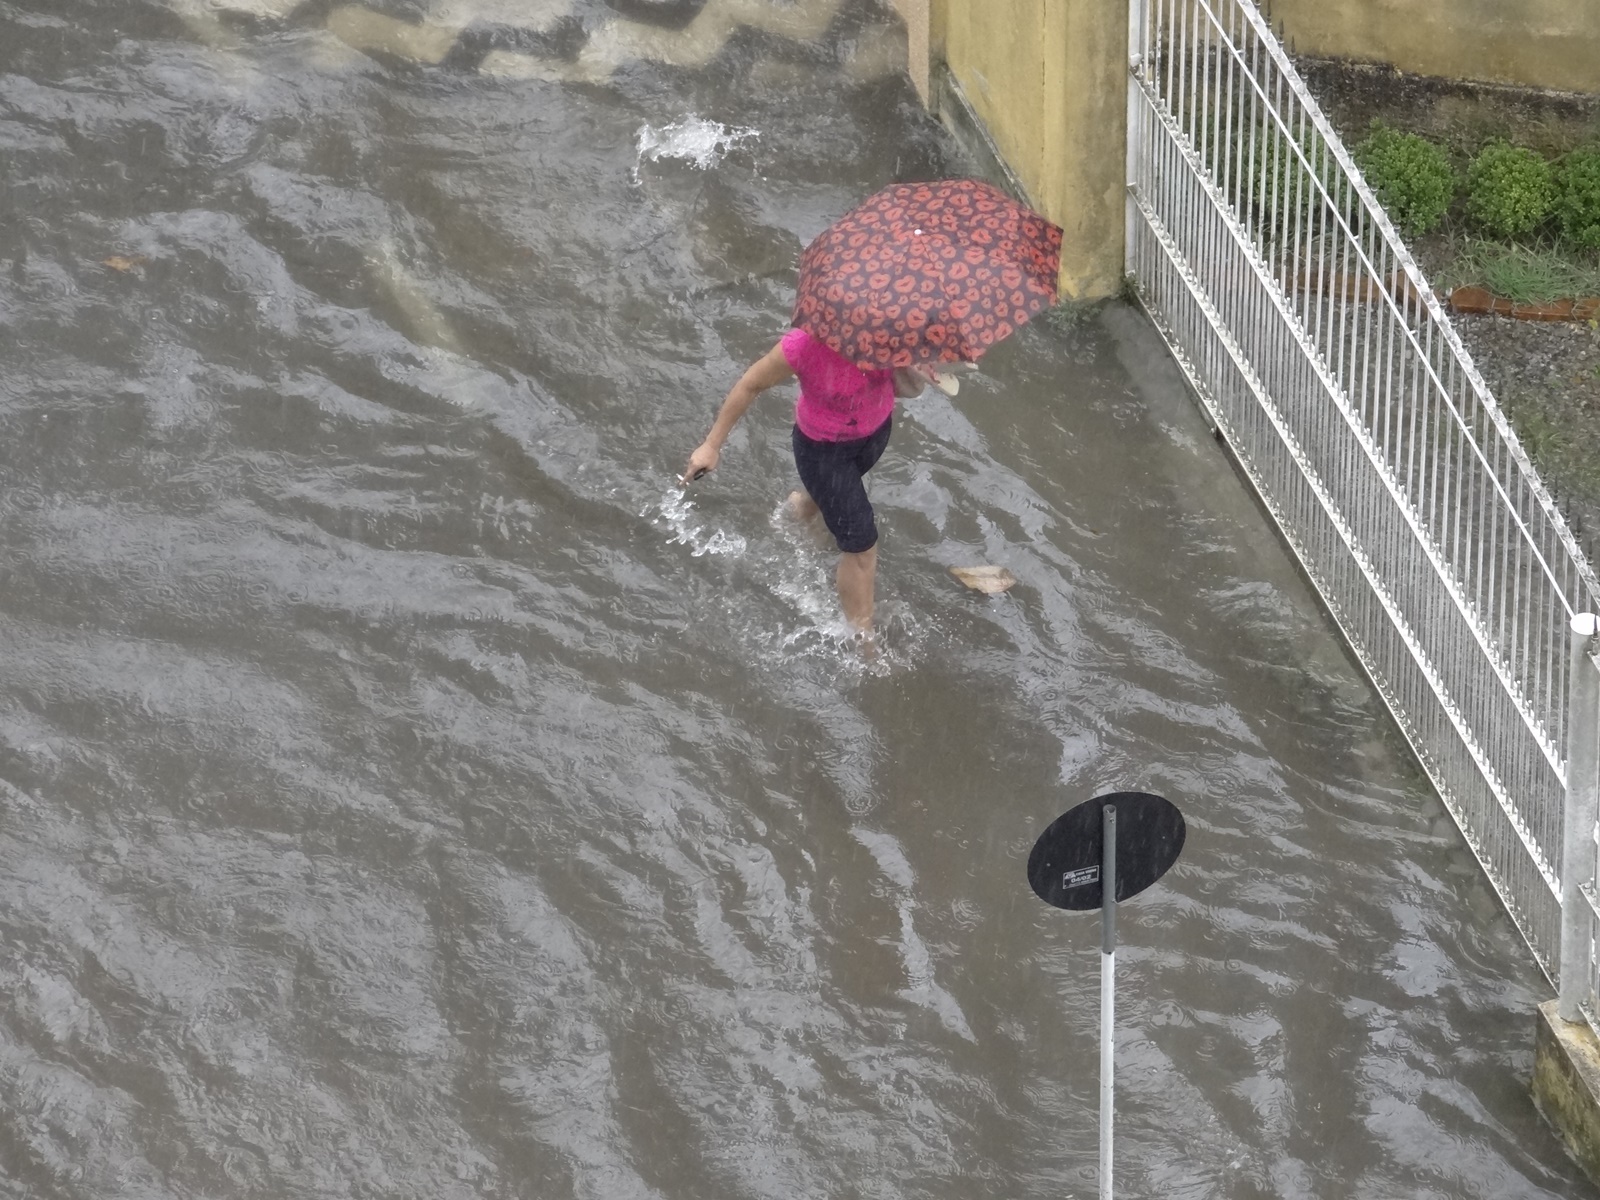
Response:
[793,179,1063,371]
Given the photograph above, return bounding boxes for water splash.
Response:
[748,502,932,676]
[651,488,748,557]
[634,116,757,178]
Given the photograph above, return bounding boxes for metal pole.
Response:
[1560,612,1600,1022]
[1100,804,1117,1200]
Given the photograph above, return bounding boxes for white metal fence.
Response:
[1121,0,1600,1013]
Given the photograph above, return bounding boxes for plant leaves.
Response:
[949,565,1016,594]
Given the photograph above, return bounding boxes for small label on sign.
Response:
[1062,865,1100,889]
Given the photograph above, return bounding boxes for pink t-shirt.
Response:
[781,328,895,443]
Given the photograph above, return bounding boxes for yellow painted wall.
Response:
[941,0,1049,201]
[933,0,1128,300]
[1271,0,1600,94]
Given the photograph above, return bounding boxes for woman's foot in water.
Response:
[852,625,880,662]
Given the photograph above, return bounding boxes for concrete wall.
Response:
[1270,0,1600,95]
[930,0,1128,301]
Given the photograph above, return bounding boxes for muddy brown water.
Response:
[0,3,1594,1196]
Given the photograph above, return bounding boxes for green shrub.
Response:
[1231,121,1357,242]
[1555,149,1600,253]
[1353,124,1455,236]
[1466,141,1555,239]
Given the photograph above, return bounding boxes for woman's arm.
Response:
[682,341,795,482]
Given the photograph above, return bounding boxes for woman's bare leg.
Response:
[787,489,820,520]
[837,545,878,633]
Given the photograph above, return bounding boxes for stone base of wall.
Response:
[1533,999,1600,1189]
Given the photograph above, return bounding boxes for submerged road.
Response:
[0,1,1592,1196]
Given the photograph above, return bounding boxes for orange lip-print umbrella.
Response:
[792,179,1063,371]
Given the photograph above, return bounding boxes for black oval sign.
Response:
[1027,791,1185,911]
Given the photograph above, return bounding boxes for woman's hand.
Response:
[683,341,795,485]
[682,442,720,485]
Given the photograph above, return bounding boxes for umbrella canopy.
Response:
[792,179,1063,371]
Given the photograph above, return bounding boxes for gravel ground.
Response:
[1450,313,1600,560]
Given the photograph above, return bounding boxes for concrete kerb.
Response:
[1534,1000,1600,1188]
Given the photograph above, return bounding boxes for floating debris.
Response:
[949,565,1016,594]
[102,255,148,272]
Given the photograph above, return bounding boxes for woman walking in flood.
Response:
[683,179,1063,639]
[683,327,901,637]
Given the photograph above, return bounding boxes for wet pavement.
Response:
[0,1,1594,1196]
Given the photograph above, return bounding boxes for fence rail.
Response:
[1123,0,1600,1007]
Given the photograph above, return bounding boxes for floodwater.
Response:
[0,2,1593,1197]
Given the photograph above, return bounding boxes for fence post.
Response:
[1124,0,1147,281]
[1561,612,1600,1022]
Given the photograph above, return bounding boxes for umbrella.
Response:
[792,179,1063,371]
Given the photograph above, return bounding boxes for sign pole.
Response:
[1026,790,1184,1200]
[1100,803,1117,1200]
